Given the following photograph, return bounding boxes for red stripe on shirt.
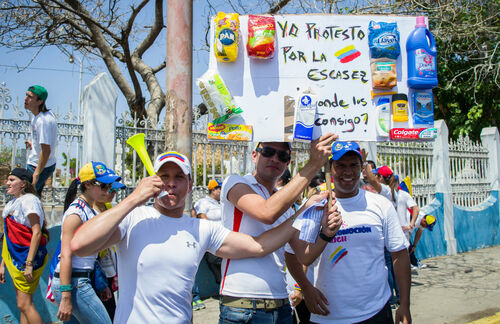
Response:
[220,207,243,294]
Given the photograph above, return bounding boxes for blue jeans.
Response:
[219,303,293,324]
[193,281,201,303]
[27,163,55,196]
[52,276,111,324]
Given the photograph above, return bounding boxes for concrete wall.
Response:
[454,190,500,253]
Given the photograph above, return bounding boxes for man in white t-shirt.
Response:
[193,178,222,222]
[287,142,412,324]
[24,85,57,196]
[70,150,342,323]
[219,133,338,323]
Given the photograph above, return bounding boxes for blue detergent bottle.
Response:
[406,16,438,89]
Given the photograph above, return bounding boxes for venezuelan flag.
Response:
[398,176,413,196]
[2,216,48,294]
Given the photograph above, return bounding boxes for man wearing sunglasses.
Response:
[218,133,338,324]
[70,150,342,323]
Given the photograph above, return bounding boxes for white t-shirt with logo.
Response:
[292,189,408,323]
[220,174,293,299]
[2,193,44,227]
[194,196,221,222]
[56,198,98,271]
[114,206,229,323]
[27,110,57,168]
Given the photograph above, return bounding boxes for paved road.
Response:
[193,245,500,324]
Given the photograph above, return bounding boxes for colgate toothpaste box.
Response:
[390,128,437,140]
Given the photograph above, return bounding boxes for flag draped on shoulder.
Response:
[399,176,413,196]
[2,215,48,294]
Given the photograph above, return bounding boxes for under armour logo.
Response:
[186,241,197,248]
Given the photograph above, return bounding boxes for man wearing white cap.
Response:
[70,151,342,323]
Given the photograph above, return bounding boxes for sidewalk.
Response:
[193,245,500,324]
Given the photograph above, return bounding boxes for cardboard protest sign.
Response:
[202,14,436,142]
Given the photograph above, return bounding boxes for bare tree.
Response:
[0,0,165,126]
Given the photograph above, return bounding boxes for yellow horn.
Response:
[126,133,156,176]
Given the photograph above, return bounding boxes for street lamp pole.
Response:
[69,54,84,120]
[78,57,83,120]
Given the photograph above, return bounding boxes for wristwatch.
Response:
[319,231,336,242]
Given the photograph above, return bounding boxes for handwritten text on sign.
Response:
[210,15,416,141]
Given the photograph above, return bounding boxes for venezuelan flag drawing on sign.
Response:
[334,45,361,63]
[2,216,48,294]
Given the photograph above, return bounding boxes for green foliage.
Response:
[427,0,500,140]
[195,162,222,186]
[0,147,12,166]
[61,152,77,178]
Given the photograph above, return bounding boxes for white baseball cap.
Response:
[153,151,192,176]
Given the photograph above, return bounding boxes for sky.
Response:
[0,0,230,123]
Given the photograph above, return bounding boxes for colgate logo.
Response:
[390,128,436,140]
[209,124,226,132]
[393,129,419,136]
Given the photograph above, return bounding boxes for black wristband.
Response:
[319,231,336,242]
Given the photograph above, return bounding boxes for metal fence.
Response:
[376,141,435,207]
[448,135,490,207]
[0,81,493,216]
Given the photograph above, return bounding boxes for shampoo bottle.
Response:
[376,97,391,137]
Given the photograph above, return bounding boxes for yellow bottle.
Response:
[392,93,409,122]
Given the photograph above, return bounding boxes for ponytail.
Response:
[64,179,80,212]
[64,178,90,212]
[385,175,399,203]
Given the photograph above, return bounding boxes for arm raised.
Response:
[71,176,163,256]
[216,191,341,260]
[228,133,338,225]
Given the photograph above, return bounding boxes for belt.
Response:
[221,296,289,310]
[54,270,93,279]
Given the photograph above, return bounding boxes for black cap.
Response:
[9,168,33,183]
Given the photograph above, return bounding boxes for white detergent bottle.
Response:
[376,97,391,137]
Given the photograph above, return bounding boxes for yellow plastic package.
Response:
[214,12,239,62]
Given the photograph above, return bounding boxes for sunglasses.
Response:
[256,146,291,163]
[90,180,112,191]
[108,188,118,194]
